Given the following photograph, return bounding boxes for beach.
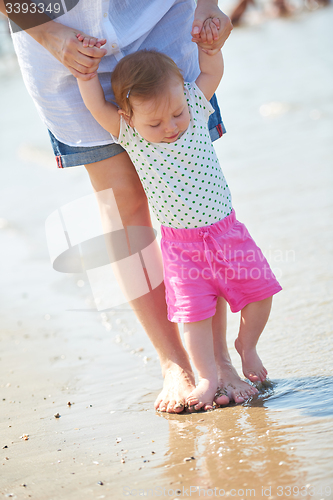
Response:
[0,4,333,499]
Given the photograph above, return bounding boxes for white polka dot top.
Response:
[115,82,232,228]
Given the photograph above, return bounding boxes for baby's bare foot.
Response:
[235,337,267,383]
[155,364,195,413]
[186,378,218,411]
[215,360,258,405]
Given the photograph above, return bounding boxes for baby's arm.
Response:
[76,35,120,137]
[195,19,224,102]
[77,74,120,137]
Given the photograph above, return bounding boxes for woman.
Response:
[1,0,257,411]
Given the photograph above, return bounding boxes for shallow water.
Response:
[1,4,333,500]
[257,377,333,417]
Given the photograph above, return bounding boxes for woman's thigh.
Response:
[84,151,152,228]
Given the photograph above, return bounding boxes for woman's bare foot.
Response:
[186,377,218,411]
[154,364,195,413]
[235,337,267,383]
[215,359,258,405]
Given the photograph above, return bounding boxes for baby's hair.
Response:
[111,50,184,118]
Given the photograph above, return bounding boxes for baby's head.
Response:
[112,50,190,143]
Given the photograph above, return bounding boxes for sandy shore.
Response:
[1,5,333,499]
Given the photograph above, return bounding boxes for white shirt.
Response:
[113,83,232,229]
[11,0,200,147]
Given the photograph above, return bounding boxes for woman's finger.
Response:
[212,17,220,30]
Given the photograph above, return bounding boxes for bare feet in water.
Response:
[214,358,258,405]
[235,337,267,383]
[154,348,263,413]
[186,377,218,411]
[154,364,195,413]
[154,359,259,413]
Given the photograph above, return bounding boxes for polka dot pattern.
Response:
[116,82,232,228]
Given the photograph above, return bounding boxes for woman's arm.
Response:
[77,76,120,137]
[0,0,107,79]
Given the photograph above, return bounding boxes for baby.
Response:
[76,19,281,411]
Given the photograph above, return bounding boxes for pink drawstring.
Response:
[199,229,230,276]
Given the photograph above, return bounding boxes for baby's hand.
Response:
[192,17,220,46]
[195,18,221,55]
[76,33,106,49]
[201,17,220,45]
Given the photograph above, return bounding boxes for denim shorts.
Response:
[49,93,226,169]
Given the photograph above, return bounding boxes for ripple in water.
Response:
[246,377,333,418]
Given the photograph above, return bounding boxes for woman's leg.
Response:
[213,297,259,404]
[85,152,195,413]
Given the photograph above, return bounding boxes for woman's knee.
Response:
[116,179,150,225]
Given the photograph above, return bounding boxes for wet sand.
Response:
[1,5,333,500]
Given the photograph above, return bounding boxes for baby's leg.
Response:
[235,297,272,383]
[184,317,218,411]
[213,298,259,404]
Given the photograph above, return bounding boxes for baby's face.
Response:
[129,78,190,144]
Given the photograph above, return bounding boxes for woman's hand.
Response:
[192,0,233,51]
[197,17,221,54]
[29,21,107,80]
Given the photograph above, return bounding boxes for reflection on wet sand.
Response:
[158,403,307,498]
[154,378,333,498]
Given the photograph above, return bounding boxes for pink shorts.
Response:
[161,210,282,323]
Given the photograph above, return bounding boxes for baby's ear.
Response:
[118,109,133,127]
